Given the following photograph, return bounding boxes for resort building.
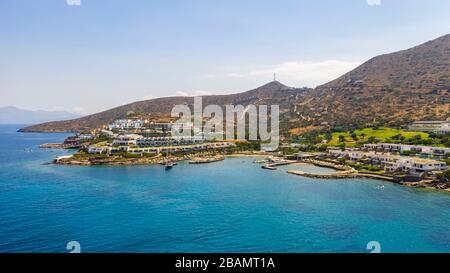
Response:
[328,149,447,173]
[412,158,448,172]
[112,134,206,147]
[88,142,235,155]
[363,143,450,157]
[100,129,117,138]
[108,119,145,130]
[147,122,172,131]
[88,147,107,154]
[112,134,144,146]
[136,136,204,147]
[128,142,234,154]
[408,120,450,134]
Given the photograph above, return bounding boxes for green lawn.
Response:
[328,127,429,147]
[93,141,108,147]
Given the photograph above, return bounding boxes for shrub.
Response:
[401,150,417,156]
[123,153,142,158]
[337,158,346,164]
[437,170,450,182]
[318,144,328,152]
[367,136,378,143]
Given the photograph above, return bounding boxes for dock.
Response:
[287,170,397,182]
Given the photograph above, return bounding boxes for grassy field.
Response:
[328,127,429,147]
[93,141,108,147]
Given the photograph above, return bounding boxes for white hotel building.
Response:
[363,143,450,157]
[408,121,450,134]
[88,142,234,155]
[111,134,205,147]
[89,133,234,155]
[328,149,447,173]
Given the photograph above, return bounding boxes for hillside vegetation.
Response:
[328,127,430,147]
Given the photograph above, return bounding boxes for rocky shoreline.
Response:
[40,143,80,149]
[54,152,263,166]
[258,159,450,192]
[287,170,396,182]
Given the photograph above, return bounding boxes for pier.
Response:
[261,160,296,170]
[287,170,397,182]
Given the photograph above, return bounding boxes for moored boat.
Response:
[165,161,174,170]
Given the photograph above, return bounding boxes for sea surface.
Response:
[1,124,450,253]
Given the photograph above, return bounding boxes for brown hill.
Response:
[19,34,450,133]
[287,34,450,130]
[19,81,306,132]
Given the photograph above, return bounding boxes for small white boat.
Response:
[165,161,174,170]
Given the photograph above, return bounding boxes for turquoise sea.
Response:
[1,124,450,253]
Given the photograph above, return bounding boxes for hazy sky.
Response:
[0,0,449,115]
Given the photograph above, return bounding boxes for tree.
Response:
[367,136,378,143]
[318,144,328,152]
[437,170,450,183]
[338,135,346,143]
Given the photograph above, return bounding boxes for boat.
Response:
[164,144,175,170]
[165,161,174,170]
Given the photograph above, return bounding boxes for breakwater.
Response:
[262,161,296,170]
[287,170,397,182]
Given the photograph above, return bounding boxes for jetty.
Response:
[287,170,396,182]
[40,143,80,149]
[261,160,296,170]
[254,159,269,163]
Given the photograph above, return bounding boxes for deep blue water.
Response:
[1,124,450,253]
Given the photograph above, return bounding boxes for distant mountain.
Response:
[0,106,80,125]
[19,34,450,133]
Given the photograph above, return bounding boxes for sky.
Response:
[0,0,449,115]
